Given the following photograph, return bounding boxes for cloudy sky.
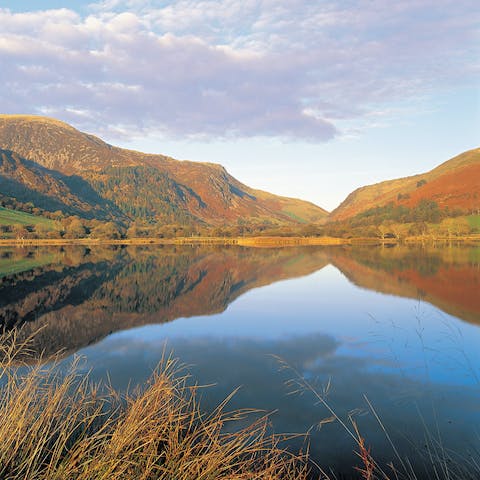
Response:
[1,0,478,210]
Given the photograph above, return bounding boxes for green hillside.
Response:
[0,206,56,227]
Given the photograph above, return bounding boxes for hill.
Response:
[330,148,480,222]
[0,115,327,227]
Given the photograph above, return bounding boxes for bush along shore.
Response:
[0,233,479,248]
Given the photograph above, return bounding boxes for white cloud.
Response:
[0,1,478,140]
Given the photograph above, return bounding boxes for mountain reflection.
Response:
[0,243,479,358]
[0,245,329,356]
[327,245,480,324]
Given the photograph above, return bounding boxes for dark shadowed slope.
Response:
[0,149,123,219]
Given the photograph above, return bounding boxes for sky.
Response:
[0,1,478,210]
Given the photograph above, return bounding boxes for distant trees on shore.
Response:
[0,196,478,241]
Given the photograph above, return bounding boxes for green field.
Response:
[467,214,480,229]
[0,207,55,227]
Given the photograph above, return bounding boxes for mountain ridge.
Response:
[330,148,480,222]
[0,115,328,226]
[1,115,477,230]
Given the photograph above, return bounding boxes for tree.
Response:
[377,223,392,240]
[47,228,63,239]
[299,224,320,237]
[34,223,51,239]
[414,199,442,223]
[92,222,122,239]
[11,224,28,239]
[126,221,151,238]
[440,217,470,237]
[408,222,428,236]
[64,218,87,239]
[53,210,64,221]
[126,223,140,238]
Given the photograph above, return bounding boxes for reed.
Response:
[277,356,480,480]
[3,332,478,479]
[0,333,309,480]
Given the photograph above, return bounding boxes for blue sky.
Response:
[1,0,478,210]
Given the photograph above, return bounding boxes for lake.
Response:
[1,243,479,477]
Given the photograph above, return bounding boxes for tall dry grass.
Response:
[3,330,478,480]
[0,333,309,480]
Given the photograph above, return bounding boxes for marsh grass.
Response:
[0,332,309,480]
[2,330,479,480]
[276,356,480,480]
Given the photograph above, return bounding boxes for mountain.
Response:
[0,115,328,226]
[330,148,480,222]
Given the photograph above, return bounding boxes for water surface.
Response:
[1,244,479,477]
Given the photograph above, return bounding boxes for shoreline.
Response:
[0,236,350,247]
[0,234,478,247]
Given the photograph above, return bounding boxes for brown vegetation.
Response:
[330,148,480,222]
[0,334,309,480]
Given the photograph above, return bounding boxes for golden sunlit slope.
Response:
[0,115,327,225]
[329,148,480,222]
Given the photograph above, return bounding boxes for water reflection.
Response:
[0,245,330,356]
[1,243,480,476]
[329,245,480,324]
[1,244,478,357]
[80,331,480,476]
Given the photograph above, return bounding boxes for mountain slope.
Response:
[0,149,123,219]
[0,115,328,226]
[330,148,480,222]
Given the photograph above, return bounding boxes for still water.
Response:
[1,244,479,477]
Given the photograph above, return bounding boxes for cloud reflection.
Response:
[79,331,480,476]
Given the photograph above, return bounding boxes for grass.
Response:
[1,331,479,479]
[0,333,309,480]
[467,214,480,230]
[0,207,55,227]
